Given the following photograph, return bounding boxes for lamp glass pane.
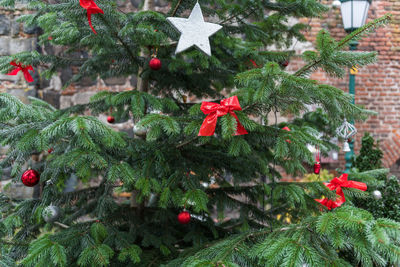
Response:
[340,1,370,30]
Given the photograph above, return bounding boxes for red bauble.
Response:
[281,60,289,67]
[21,169,40,187]
[149,58,162,70]
[107,116,115,123]
[178,211,191,224]
[314,162,321,174]
[48,148,53,154]
[282,126,291,143]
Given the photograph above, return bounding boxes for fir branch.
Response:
[294,14,391,77]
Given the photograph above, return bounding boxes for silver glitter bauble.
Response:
[167,3,222,56]
[372,190,382,200]
[133,125,148,137]
[42,205,61,223]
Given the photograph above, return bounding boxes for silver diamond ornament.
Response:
[167,3,222,56]
[336,119,357,152]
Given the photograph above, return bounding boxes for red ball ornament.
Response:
[21,169,40,187]
[282,126,291,143]
[314,162,321,174]
[107,116,115,124]
[178,211,191,224]
[281,60,289,67]
[149,57,162,70]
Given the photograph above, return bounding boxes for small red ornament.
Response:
[21,169,40,187]
[178,211,191,224]
[107,116,115,123]
[282,126,291,143]
[314,162,321,174]
[314,146,321,174]
[281,60,289,67]
[149,57,162,70]
[48,148,53,154]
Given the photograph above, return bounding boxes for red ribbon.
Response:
[198,96,248,136]
[80,0,104,34]
[315,173,367,210]
[249,59,259,68]
[7,61,34,83]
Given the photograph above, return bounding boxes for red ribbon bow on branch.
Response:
[315,173,367,210]
[7,61,34,83]
[198,96,248,136]
[80,0,104,34]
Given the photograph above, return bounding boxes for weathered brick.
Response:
[292,0,400,171]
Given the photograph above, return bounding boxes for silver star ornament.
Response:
[167,3,222,56]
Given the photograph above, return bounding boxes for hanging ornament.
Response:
[7,61,34,83]
[280,60,289,68]
[149,48,161,70]
[149,57,162,70]
[42,205,61,223]
[133,125,148,137]
[335,119,357,152]
[21,169,40,187]
[79,0,104,34]
[372,190,382,200]
[167,3,222,56]
[48,148,53,154]
[314,162,321,175]
[282,126,291,143]
[178,210,191,224]
[314,146,321,174]
[107,116,115,124]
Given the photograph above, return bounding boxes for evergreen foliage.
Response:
[353,133,400,224]
[0,0,397,266]
[353,132,383,172]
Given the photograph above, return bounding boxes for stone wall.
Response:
[0,4,37,102]
[0,0,170,109]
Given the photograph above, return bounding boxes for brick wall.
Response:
[287,0,400,173]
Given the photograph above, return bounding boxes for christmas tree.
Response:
[0,0,399,266]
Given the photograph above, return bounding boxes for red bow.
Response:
[315,173,367,210]
[7,61,34,83]
[198,96,248,136]
[80,0,104,34]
